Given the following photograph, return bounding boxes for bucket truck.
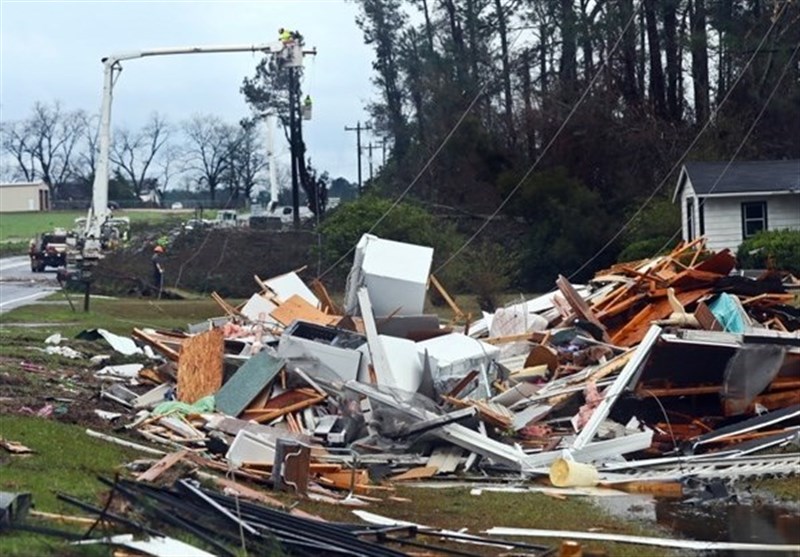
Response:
[82,37,313,255]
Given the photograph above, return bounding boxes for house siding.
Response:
[702,194,800,252]
[0,183,50,212]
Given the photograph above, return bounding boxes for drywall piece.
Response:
[489,303,548,337]
[134,383,173,409]
[97,329,143,356]
[277,321,365,382]
[95,363,144,379]
[344,234,433,318]
[177,328,224,404]
[73,534,215,557]
[76,328,143,356]
[417,333,500,390]
[484,527,800,553]
[225,429,277,467]
[240,293,279,323]
[215,351,284,417]
[265,271,320,307]
[572,325,662,451]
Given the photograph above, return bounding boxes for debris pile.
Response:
[6,234,799,554]
[86,235,800,485]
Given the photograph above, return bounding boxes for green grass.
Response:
[0,417,151,557]
[0,298,225,336]
[0,210,181,242]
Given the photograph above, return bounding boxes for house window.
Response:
[686,198,695,240]
[741,201,767,238]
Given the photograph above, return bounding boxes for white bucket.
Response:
[549,458,599,487]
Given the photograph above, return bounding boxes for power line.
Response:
[432,0,643,275]
[565,1,789,280]
[654,39,800,257]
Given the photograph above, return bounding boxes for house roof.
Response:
[0,181,49,189]
[674,159,800,200]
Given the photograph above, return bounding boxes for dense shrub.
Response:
[736,229,800,274]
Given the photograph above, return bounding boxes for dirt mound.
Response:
[94,228,317,298]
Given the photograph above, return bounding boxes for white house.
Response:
[673,160,800,252]
[0,181,51,212]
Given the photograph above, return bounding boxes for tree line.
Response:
[353,0,800,282]
[1,102,272,204]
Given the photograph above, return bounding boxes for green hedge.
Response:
[736,229,800,274]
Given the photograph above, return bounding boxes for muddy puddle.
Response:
[595,488,800,556]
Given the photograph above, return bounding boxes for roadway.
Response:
[0,255,58,314]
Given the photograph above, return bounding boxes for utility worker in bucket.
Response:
[278,28,294,44]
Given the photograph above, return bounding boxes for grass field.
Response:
[0,210,185,242]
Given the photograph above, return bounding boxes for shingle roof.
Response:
[682,160,800,196]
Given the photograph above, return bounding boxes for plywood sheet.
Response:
[270,294,340,327]
[177,328,223,403]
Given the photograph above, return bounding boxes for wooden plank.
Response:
[210,291,241,317]
[556,275,611,343]
[695,301,723,331]
[242,395,326,424]
[132,328,181,361]
[429,274,465,321]
[390,466,438,481]
[215,351,284,417]
[136,450,189,482]
[270,294,340,327]
[177,328,224,404]
[444,370,479,399]
[310,278,342,315]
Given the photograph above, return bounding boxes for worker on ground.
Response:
[152,245,165,298]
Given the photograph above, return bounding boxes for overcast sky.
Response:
[0,0,377,184]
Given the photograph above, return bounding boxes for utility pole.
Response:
[362,143,376,183]
[344,121,371,194]
[381,137,387,165]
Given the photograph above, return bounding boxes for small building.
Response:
[673,160,800,252]
[0,181,51,212]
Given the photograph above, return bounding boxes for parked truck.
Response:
[29,229,72,272]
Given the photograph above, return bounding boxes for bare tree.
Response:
[74,111,100,186]
[183,114,236,202]
[1,120,37,181]
[225,118,267,201]
[111,112,171,195]
[28,102,85,195]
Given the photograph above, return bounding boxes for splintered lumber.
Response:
[136,450,190,482]
[311,278,342,315]
[177,328,224,403]
[270,294,340,327]
[0,438,34,454]
[556,275,611,343]
[429,274,466,321]
[211,291,241,317]
[610,288,711,347]
[242,394,327,424]
[132,328,181,361]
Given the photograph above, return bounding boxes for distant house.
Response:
[673,160,800,252]
[0,181,51,212]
